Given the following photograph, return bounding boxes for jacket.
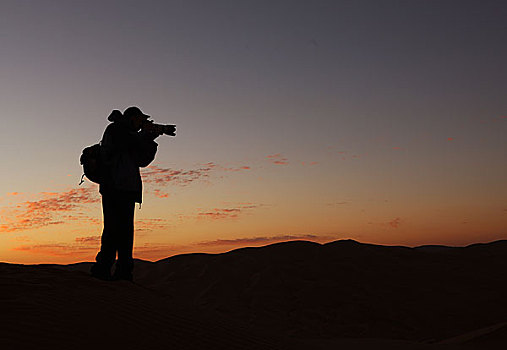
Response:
[99,119,158,203]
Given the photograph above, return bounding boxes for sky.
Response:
[0,0,506,264]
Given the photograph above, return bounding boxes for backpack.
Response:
[79,143,102,185]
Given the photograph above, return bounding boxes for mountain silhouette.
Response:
[2,239,506,349]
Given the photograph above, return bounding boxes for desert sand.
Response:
[1,239,506,349]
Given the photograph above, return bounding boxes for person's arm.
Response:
[103,122,159,167]
[122,128,159,167]
[133,135,158,167]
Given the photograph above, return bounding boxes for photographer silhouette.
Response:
[90,106,175,281]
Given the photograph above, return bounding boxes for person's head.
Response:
[123,106,150,131]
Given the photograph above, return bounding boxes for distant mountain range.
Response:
[2,239,506,349]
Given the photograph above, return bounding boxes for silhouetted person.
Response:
[91,106,163,281]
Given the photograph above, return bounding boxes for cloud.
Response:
[74,236,101,244]
[61,213,101,226]
[196,204,259,220]
[197,208,243,220]
[327,202,349,206]
[477,115,507,124]
[389,217,401,228]
[12,240,97,257]
[332,150,362,161]
[195,234,321,247]
[221,165,251,172]
[141,164,223,199]
[301,161,318,166]
[153,189,170,198]
[142,164,216,186]
[447,137,454,141]
[0,187,100,233]
[135,218,172,232]
[367,217,402,229]
[266,154,289,165]
[12,235,99,257]
[327,147,366,160]
[11,235,31,242]
[141,162,250,198]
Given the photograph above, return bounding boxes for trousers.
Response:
[94,191,136,275]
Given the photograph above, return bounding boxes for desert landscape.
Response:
[2,2,506,349]
[2,239,506,349]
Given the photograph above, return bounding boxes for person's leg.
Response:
[91,194,117,280]
[114,193,135,281]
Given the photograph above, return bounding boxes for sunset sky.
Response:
[1,0,506,264]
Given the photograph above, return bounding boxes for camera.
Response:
[142,120,176,136]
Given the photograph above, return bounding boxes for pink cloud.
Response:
[61,213,101,226]
[142,163,251,198]
[221,165,251,172]
[141,162,251,198]
[367,217,402,229]
[327,202,349,206]
[135,218,171,232]
[12,242,97,257]
[477,115,507,124]
[12,235,101,258]
[75,236,101,244]
[198,208,242,220]
[266,154,289,165]
[153,189,170,198]
[142,164,216,186]
[0,187,100,233]
[333,150,362,161]
[141,164,218,199]
[196,204,259,221]
[389,217,401,228]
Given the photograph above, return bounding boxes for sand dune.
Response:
[2,239,506,349]
[0,263,283,350]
